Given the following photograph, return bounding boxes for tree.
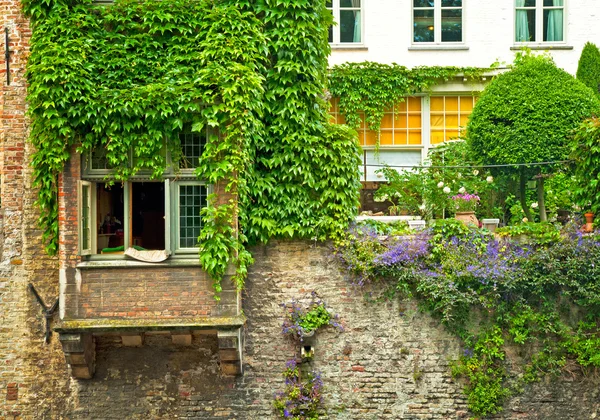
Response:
[467,53,600,221]
[576,42,600,99]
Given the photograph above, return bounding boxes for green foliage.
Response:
[468,52,600,170]
[337,222,600,416]
[24,0,362,293]
[328,62,487,144]
[571,117,600,214]
[374,141,501,219]
[576,42,600,98]
[451,327,510,416]
[243,1,362,244]
[496,222,561,245]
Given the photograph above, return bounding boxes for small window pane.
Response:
[179,129,206,169]
[340,0,358,6]
[178,184,207,249]
[543,9,563,41]
[340,10,361,43]
[442,0,461,6]
[414,10,434,42]
[81,185,90,250]
[441,9,462,42]
[414,0,434,7]
[523,0,535,6]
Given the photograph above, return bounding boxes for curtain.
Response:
[515,0,530,42]
[352,0,361,42]
[546,0,563,41]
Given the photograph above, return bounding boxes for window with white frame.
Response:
[515,0,564,43]
[413,0,463,43]
[78,128,208,256]
[327,0,363,44]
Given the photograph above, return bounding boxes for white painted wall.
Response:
[329,0,600,75]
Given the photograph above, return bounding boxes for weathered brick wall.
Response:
[5,241,599,419]
[66,266,236,319]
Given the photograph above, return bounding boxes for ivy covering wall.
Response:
[23,0,361,292]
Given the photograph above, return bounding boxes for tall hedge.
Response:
[576,42,600,98]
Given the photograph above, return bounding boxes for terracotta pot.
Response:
[455,211,479,227]
[584,212,594,232]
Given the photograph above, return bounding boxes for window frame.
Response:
[514,0,566,44]
[412,0,464,45]
[327,0,365,46]
[79,129,210,258]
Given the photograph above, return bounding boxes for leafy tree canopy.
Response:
[467,52,600,169]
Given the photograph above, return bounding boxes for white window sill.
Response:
[511,44,573,50]
[330,44,368,51]
[409,45,469,51]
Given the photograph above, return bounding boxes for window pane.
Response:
[132,182,165,250]
[442,0,461,6]
[414,0,434,7]
[515,9,536,42]
[81,185,90,251]
[414,10,434,42]
[179,129,206,169]
[178,185,207,249]
[523,0,535,6]
[90,148,114,170]
[543,9,563,41]
[340,0,359,6]
[441,9,462,42]
[340,10,361,42]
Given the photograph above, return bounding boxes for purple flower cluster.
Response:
[374,234,430,267]
[274,360,324,419]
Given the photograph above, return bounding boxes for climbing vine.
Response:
[23,0,361,293]
[328,62,488,136]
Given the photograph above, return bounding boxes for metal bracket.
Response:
[28,283,59,344]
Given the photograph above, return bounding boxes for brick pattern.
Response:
[65,267,237,319]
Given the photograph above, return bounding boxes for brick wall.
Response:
[3,240,596,419]
[65,266,237,319]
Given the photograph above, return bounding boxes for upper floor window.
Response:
[79,127,208,256]
[413,0,463,44]
[327,0,362,44]
[515,0,564,43]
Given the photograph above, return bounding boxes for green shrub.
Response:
[576,42,600,98]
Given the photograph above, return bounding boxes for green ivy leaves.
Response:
[25,0,362,293]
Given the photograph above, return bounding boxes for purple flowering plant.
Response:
[281,292,343,341]
[452,193,480,212]
[273,359,323,420]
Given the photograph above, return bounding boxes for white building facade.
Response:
[327,0,600,181]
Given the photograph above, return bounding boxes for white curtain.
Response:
[352,0,361,42]
[515,0,530,42]
[546,0,563,41]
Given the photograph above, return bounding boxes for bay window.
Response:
[515,0,564,43]
[413,0,463,44]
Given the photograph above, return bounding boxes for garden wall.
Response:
[2,239,600,419]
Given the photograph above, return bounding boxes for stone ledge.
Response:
[55,315,246,334]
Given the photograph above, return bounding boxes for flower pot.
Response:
[455,211,479,227]
[584,212,594,232]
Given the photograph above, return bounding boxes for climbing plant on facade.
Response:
[23,0,361,293]
[327,61,487,138]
